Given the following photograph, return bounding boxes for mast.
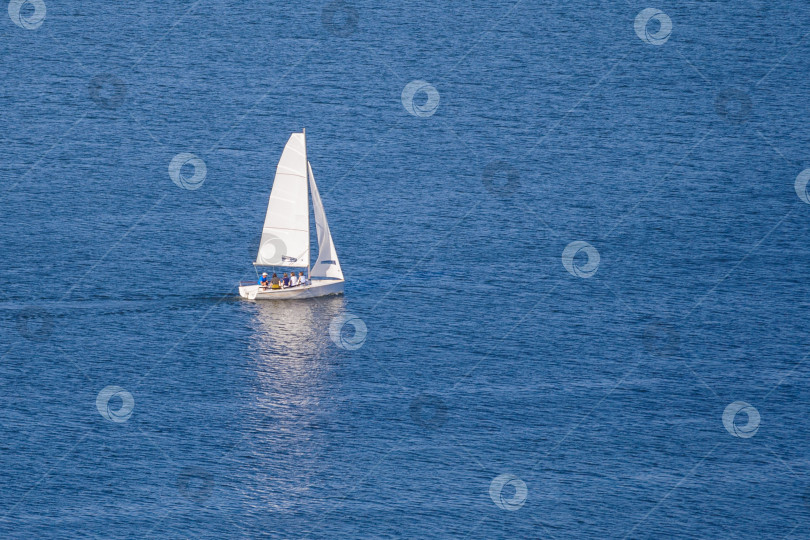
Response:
[304,127,311,280]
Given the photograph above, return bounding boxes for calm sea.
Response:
[1,1,809,538]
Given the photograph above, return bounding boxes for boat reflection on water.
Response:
[248,295,347,361]
[237,296,348,511]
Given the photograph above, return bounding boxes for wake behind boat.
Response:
[239,130,344,300]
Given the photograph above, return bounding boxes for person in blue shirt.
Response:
[282,273,290,288]
[259,272,269,290]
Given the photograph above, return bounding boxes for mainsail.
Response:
[308,161,343,280]
[255,132,309,268]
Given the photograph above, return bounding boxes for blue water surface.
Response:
[1,1,810,538]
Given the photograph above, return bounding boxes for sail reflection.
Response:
[238,296,348,510]
[248,296,346,361]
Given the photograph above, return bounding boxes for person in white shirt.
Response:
[299,271,309,286]
[289,273,299,287]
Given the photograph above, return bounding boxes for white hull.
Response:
[239,279,344,301]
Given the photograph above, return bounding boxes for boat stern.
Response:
[238,282,260,300]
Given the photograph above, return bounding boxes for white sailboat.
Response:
[238,130,345,300]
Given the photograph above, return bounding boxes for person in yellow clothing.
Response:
[270,273,281,289]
